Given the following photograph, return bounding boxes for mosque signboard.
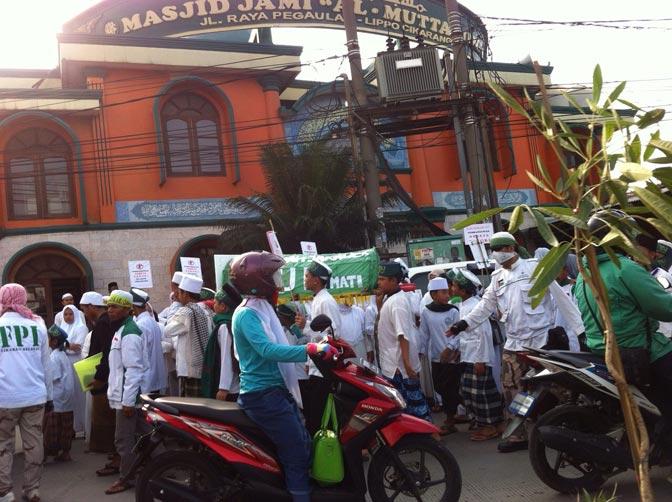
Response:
[65,0,487,57]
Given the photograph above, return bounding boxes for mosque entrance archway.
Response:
[3,243,93,325]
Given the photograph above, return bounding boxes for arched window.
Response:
[6,128,74,219]
[161,92,224,176]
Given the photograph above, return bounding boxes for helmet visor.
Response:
[272,269,284,289]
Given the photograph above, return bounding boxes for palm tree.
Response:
[219,141,377,254]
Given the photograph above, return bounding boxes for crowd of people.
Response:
[2,218,672,502]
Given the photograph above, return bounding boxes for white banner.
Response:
[300,241,318,257]
[128,260,153,288]
[180,257,202,279]
[463,223,494,246]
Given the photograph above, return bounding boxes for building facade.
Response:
[0,0,562,322]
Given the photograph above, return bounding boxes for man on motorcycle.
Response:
[229,251,336,502]
[449,231,584,452]
[574,210,672,421]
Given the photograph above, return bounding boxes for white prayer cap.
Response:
[80,291,105,307]
[179,274,203,294]
[428,277,449,292]
[172,271,185,285]
[130,288,150,307]
[62,293,73,300]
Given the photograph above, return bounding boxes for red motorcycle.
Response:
[130,316,461,501]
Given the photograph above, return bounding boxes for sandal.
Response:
[440,424,458,436]
[105,480,133,495]
[470,425,500,441]
[96,464,120,477]
[54,452,72,462]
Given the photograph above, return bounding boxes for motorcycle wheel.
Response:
[529,405,613,494]
[368,435,461,502]
[135,449,237,502]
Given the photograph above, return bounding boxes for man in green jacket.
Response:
[574,210,672,421]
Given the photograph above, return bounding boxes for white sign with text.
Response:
[300,241,318,256]
[463,223,494,246]
[128,260,153,288]
[180,257,202,279]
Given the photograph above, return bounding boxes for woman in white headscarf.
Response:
[61,305,89,434]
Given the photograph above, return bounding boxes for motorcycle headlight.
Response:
[373,382,406,409]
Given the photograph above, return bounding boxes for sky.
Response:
[1,0,671,137]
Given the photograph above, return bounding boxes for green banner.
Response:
[216,248,380,299]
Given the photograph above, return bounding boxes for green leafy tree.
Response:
[456,64,671,501]
[219,141,378,253]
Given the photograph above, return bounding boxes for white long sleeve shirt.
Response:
[458,296,497,365]
[108,317,145,410]
[463,258,584,352]
[0,312,53,408]
[217,324,240,393]
[50,349,75,413]
[136,311,167,393]
[158,300,182,325]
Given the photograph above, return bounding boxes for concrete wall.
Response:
[1,225,219,312]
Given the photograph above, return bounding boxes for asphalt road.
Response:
[8,423,672,501]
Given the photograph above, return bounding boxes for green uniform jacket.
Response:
[574,253,672,362]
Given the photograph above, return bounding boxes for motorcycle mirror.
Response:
[657,276,671,290]
[310,314,333,333]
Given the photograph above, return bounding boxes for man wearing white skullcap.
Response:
[79,291,118,457]
[165,275,213,397]
[158,271,188,396]
[418,277,461,433]
[131,289,166,395]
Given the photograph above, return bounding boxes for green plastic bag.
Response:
[311,394,344,485]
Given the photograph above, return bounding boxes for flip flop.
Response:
[105,480,133,495]
[440,424,458,436]
[470,426,500,441]
[96,465,120,477]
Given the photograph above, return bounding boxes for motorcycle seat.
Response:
[155,397,259,430]
[543,350,605,369]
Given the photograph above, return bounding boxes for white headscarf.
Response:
[60,304,89,346]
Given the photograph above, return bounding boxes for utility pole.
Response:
[341,0,383,247]
[444,0,499,218]
[340,74,371,249]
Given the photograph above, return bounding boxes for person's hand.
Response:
[474,362,486,376]
[295,313,306,330]
[69,343,82,353]
[122,406,135,418]
[440,348,460,364]
[44,400,54,413]
[404,363,418,379]
[307,342,338,360]
[447,320,468,336]
[87,379,106,391]
[215,390,229,401]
